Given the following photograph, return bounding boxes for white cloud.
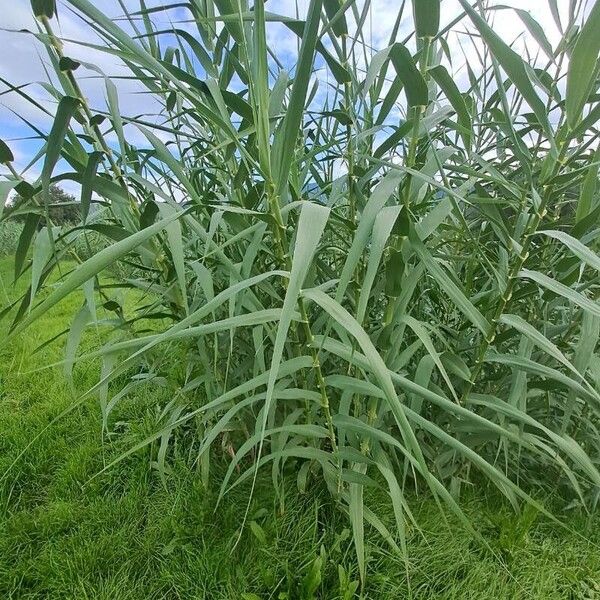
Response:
[0,1,167,156]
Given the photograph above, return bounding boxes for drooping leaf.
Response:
[519,269,600,318]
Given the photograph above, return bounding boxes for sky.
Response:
[0,0,575,199]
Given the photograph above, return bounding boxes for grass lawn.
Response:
[1,255,600,599]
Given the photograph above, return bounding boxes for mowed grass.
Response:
[1,255,600,599]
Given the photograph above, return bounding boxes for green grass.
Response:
[1,256,600,599]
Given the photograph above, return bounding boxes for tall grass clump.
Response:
[1,0,600,584]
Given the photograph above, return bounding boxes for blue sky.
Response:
[0,0,570,199]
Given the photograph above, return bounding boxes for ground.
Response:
[1,255,599,599]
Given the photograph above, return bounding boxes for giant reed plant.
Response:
[1,0,600,583]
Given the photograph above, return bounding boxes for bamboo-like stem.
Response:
[265,183,339,460]
[459,142,569,403]
[341,35,356,225]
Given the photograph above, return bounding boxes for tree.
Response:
[9,185,80,226]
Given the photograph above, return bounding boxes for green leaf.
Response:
[429,65,471,149]
[566,0,600,128]
[576,148,600,222]
[458,0,551,138]
[472,394,600,488]
[30,226,53,302]
[563,312,600,431]
[80,151,102,223]
[324,0,348,37]
[273,0,323,196]
[519,268,600,318]
[14,213,40,281]
[255,201,330,492]
[336,170,403,304]
[87,357,314,481]
[251,0,272,178]
[384,249,405,297]
[485,353,597,403]
[348,463,366,584]
[362,46,393,98]
[86,271,290,393]
[301,289,432,490]
[357,205,401,323]
[41,96,80,201]
[513,9,553,60]
[138,126,199,202]
[106,79,126,159]
[64,304,91,387]
[499,313,584,380]
[399,315,458,401]
[0,139,14,163]
[389,43,428,108]
[410,232,491,334]
[31,0,56,18]
[282,17,351,84]
[59,56,81,71]
[413,0,440,38]
[249,520,267,545]
[539,230,600,273]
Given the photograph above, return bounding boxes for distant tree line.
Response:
[8,185,80,226]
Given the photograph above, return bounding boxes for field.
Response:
[2,0,600,598]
